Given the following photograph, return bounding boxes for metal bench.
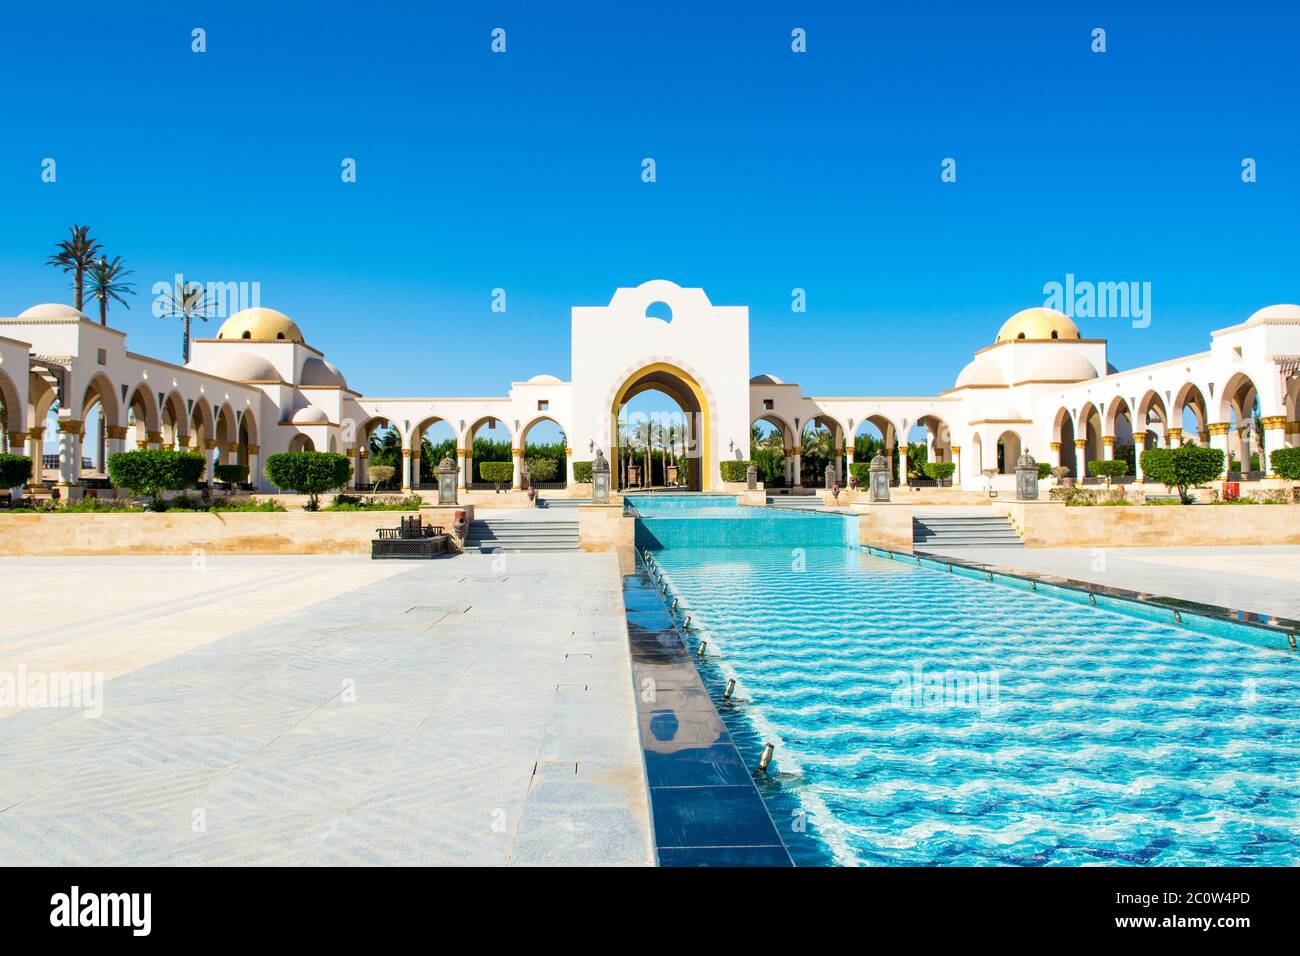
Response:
[371,515,449,559]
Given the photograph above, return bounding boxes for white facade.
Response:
[2,284,1298,496]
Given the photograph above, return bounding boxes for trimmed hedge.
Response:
[923,461,956,482]
[214,463,249,484]
[264,451,351,510]
[1139,445,1224,504]
[0,453,32,489]
[572,460,593,483]
[1036,462,1051,480]
[1270,447,1300,481]
[719,460,751,483]
[479,461,514,487]
[107,450,205,502]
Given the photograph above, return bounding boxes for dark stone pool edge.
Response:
[621,560,793,868]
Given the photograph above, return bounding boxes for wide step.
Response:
[464,516,580,552]
[913,514,1023,549]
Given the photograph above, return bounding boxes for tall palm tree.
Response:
[85,256,136,326]
[634,419,654,487]
[157,277,212,363]
[46,225,102,311]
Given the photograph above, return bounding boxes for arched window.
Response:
[645,301,673,323]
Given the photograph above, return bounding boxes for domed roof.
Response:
[995,307,1080,343]
[954,354,1005,388]
[1244,303,1300,326]
[1021,351,1099,383]
[18,303,89,321]
[972,399,1026,422]
[208,351,284,383]
[215,307,304,343]
[750,373,784,385]
[526,373,562,385]
[291,405,329,425]
[300,356,346,388]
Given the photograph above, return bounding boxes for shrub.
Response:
[367,464,396,489]
[107,450,205,503]
[1086,459,1128,486]
[209,497,285,512]
[572,460,593,483]
[264,451,352,511]
[1270,447,1300,481]
[213,463,248,484]
[848,462,871,486]
[719,460,752,483]
[479,460,514,490]
[923,461,956,483]
[524,457,558,482]
[1139,445,1224,504]
[1036,462,1051,480]
[0,453,32,489]
[326,493,423,511]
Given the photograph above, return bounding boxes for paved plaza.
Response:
[921,545,1300,620]
[0,554,651,866]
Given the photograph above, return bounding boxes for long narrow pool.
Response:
[631,495,1300,866]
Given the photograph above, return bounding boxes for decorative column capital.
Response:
[56,418,84,434]
[226,443,239,454]
[28,426,45,439]
[511,447,523,456]
[9,431,27,448]
[106,426,129,440]
[1207,422,1232,436]
[356,448,368,459]
[246,444,260,455]
[203,439,218,450]
[1259,415,1287,429]
[145,431,163,443]
[1049,441,1061,451]
[456,447,468,458]
[950,445,961,454]
[1101,436,1115,446]
[1074,439,1088,448]
[401,448,412,457]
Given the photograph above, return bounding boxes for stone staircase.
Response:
[537,497,591,509]
[464,514,581,552]
[913,513,1023,549]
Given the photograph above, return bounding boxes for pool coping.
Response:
[868,544,1299,651]
[620,557,794,867]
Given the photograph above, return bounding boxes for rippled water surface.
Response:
[652,545,1300,866]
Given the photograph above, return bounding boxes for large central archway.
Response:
[610,362,711,492]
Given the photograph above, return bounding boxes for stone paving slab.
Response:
[0,553,652,866]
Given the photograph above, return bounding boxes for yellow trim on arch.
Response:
[611,362,712,492]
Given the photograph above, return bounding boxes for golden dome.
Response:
[995,307,1080,344]
[215,307,304,343]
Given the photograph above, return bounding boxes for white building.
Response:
[2,282,1298,497]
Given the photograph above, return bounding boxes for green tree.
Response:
[46,225,101,312]
[0,454,33,490]
[85,255,136,326]
[1270,447,1300,481]
[479,460,513,491]
[264,451,351,510]
[107,450,205,506]
[1087,459,1128,488]
[1139,445,1224,503]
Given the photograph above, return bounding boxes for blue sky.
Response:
[1,1,1296,404]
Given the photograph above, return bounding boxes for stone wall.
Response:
[998,500,1300,547]
[854,503,914,553]
[578,504,635,552]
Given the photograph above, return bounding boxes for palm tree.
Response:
[157,277,212,363]
[85,256,136,326]
[47,225,102,311]
[634,419,654,487]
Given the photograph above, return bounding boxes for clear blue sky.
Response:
[1,1,1296,402]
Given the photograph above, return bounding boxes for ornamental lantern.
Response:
[592,447,611,503]
[746,463,757,490]
[437,455,458,505]
[1016,452,1039,500]
[869,452,890,502]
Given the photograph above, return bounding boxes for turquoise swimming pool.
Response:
[637,499,1300,866]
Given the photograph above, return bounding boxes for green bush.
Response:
[0,453,32,489]
[1139,445,1224,504]
[107,450,205,503]
[1086,459,1128,485]
[264,451,352,511]
[479,460,514,489]
[213,463,248,484]
[923,461,956,482]
[367,464,396,489]
[1270,447,1300,481]
[524,457,558,482]
[326,493,423,511]
[1036,462,1051,480]
[719,460,752,483]
[849,462,871,486]
[572,460,593,483]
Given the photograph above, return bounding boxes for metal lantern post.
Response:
[1016,451,1039,500]
[592,447,611,503]
[436,455,458,505]
[869,452,890,502]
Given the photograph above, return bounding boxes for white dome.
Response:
[209,351,283,383]
[1022,351,1099,382]
[300,357,346,388]
[750,373,784,385]
[954,354,1005,388]
[526,373,562,385]
[1245,304,1300,326]
[291,405,329,425]
[973,399,1025,422]
[18,303,88,321]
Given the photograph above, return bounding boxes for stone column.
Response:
[457,447,468,489]
[1074,438,1087,478]
[203,439,218,487]
[401,448,413,491]
[833,445,843,483]
[564,446,575,486]
[247,445,260,490]
[792,446,802,487]
[106,426,128,461]
[26,427,45,487]
[1050,441,1062,469]
[1208,422,1231,477]
[1261,416,1287,475]
[1165,427,1182,449]
[1237,426,1252,475]
[897,443,908,487]
[951,445,961,485]
[410,451,422,489]
[1133,434,1146,482]
[57,418,82,488]
[511,447,523,490]
[1101,436,1115,460]
[355,448,367,487]
[145,430,162,450]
